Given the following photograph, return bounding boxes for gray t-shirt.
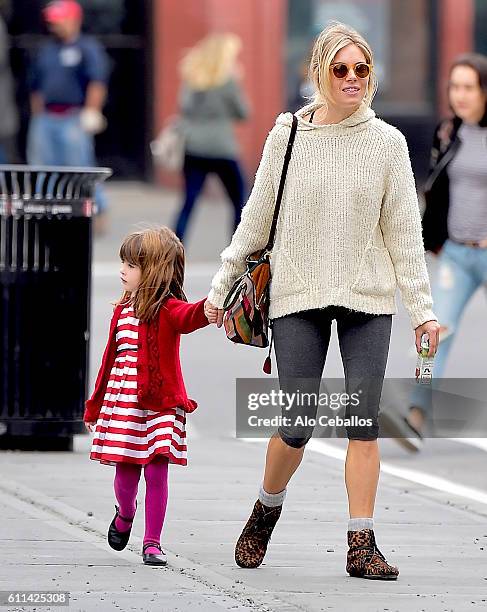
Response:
[179,78,249,159]
[448,122,487,241]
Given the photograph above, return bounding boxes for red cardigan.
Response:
[83,296,209,423]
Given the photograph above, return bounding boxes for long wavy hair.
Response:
[308,21,378,113]
[116,226,187,322]
[179,32,241,90]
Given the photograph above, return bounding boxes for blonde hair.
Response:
[179,32,241,90]
[117,226,187,322]
[308,21,378,111]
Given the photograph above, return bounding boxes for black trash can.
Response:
[0,165,112,451]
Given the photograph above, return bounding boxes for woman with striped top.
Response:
[383,53,487,451]
[83,227,209,565]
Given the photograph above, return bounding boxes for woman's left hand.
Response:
[414,319,440,356]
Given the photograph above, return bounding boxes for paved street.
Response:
[1,182,487,612]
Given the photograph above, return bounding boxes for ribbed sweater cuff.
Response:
[410,308,437,330]
[207,288,227,310]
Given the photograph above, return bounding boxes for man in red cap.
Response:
[27,0,110,231]
[43,0,83,24]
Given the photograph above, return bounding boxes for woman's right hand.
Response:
[204,300,224,327]
[84,421,97,433]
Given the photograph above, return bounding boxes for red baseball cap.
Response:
[43,1,83,23]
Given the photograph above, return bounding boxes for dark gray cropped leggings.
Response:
[272,306,392,445]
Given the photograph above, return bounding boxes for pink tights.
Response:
[114,456,169,555]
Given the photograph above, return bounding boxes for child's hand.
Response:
[204,299,224,327]
[85,421,97,433]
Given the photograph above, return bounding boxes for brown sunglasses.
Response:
[330,62,372,79]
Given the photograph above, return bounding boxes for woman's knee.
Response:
[277,426,312,449]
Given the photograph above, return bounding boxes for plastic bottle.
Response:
[415,333,434,384]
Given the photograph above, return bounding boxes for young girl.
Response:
[84,226,209,566]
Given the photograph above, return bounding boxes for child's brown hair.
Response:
[117,226,187,322]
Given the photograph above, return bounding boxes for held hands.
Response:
[414,319,440,357]
[204,299,224,327]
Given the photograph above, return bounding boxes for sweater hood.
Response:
[276,102,376,132]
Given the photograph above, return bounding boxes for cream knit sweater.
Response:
[208,103,437,329]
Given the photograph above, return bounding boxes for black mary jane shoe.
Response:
[142,542,167,566]
[107,502,137,551]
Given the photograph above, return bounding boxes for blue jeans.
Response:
[175,154,245,242]
[27,111,108,213]
[410,238,487,415]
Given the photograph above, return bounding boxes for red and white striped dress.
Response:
[90,305,187,466]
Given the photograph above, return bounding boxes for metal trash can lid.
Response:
[0,165,112,201]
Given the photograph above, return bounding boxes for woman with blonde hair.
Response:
[174,33,250,242]
[205,22,439,579]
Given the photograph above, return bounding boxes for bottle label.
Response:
[416,334,434,383]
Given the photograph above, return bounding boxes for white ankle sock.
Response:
[348,517,374,531]
[258,484,286,508]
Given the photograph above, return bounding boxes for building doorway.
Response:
[6,0,152,179]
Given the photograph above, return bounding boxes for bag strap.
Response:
[264,114,298,252]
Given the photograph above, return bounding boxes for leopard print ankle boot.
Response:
[235,500,282,568]
[346,528,399,580]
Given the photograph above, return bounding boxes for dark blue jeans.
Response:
[175,154,245,242]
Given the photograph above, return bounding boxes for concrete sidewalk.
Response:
[1,432,486,612]
[2,181,486,611]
